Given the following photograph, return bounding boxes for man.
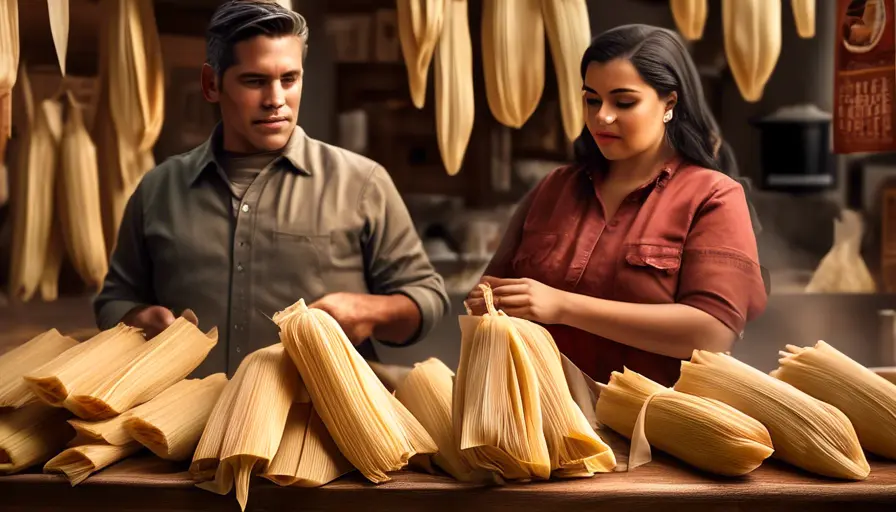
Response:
[94,0,449,377]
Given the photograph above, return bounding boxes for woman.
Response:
[465,24,768,386]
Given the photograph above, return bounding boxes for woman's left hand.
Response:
[465,276,567,325]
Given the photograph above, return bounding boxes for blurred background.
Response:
[1,0,895,375]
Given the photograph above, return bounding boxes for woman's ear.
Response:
[665,91,679,111]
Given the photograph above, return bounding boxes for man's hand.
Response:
[464,276,568,325]
[121,305,199,339]
[309,293,377,345]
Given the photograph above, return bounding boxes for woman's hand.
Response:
[464,276,567,324]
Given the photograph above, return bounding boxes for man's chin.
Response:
[250,131,292,152]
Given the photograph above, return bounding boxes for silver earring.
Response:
[663,110,673,123]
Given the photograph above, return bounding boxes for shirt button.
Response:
[237,263,244,272]
[610,219,619,227]
[235,346,241,354]
[233,324,240,331]
[241,204,250,213]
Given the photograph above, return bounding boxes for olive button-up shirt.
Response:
[94,125,450,377]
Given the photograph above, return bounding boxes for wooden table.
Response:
[2,453,896,512]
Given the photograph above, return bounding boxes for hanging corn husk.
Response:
[397,0,444,108]
[597,368,773,476]
[0,328,79,408]
[722,0,781,102]
[0,0,19,155]
[806,210,876,293]
[47,0,70,75]
[675,350,870,480]
[57,91,108,289]
[190,344,302,512]
[0,403,73,475]
[455,284,551,481]
[773,340,896,460]
[542,0,590,142]
[39,212,64,302]
[44,441,143,485]
[791,0,815,38]
[670,0,708,41]
[24,324,146,407]
[434,0,474,175]
[482,0,545,128]
[65,317,217,420]
[274,299,437,485]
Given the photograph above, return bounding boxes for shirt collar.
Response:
[188,123,313,185]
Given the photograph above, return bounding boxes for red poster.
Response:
[834,0,896,154]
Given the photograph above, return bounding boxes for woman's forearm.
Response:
[557,292,737,359]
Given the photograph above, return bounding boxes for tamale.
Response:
[0,403,73,474]
[0,329,78,408]
[191,344,301,512]
[274,299,437,484]
[24,324,145,407]
[773,340,896,460]
[597,368,773,476]
[454,284,550,481]
[67,413,132,447]
[124,374,228,461]
[675,350,869,480]
[44,441,143,486]
[65,317,217,420]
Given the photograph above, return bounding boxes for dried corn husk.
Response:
[509,317,615,477]
[191,359,248,483]
[434,0,474,175]
[722,0,781,102]
[57,91,107,289]
[191,345,301,512]
[0,403,73,474]
[0,0,18,142]
[47,0,70,75]
[260,402,354,487]
[65,317,217,420]
[675,350,870,480]
[806,210,876,293]
[397,0,445,108]
[394,357,482,481]
[670,0,708,41]
[44,441,142,486]
[274,299,437,485]
[597,368,773,476]
[542,0,590,142]
[791,0,814,38]
[67,412,132,447]
[482,0,544,128]
[773,340,896,460]
[0,329,78,408]
[39,213,64,302]
[455,284,551,481]
[24,324,145,407]
[123,374,228,461]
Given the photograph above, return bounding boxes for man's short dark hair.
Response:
[206,0,309,78]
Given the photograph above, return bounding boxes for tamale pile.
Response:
[597,368,773,476]
[0,329,79,408]
[0,404,73,475]
[675,350,869,480]
[274,299,437,484]
[773,340,896,460]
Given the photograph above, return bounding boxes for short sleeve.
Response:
[675,180,768,335]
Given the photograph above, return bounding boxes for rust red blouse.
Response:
[491,158,768,386]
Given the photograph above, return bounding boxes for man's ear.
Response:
[200,63,220,103]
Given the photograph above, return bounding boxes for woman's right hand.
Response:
[464,279,489,316]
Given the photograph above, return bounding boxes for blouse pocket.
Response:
[511,231,560,279]
[616,242,683,302]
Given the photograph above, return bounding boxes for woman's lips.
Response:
[594,131,621,143]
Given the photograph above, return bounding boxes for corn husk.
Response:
[24,324,145,407]
[597,368,773,476]
[44,441,143,486]
[675,350,870,480]
[0,403,73,474]
[0,329,79,408]
[670,0,708,41]
[791,0,815,38]
[542,0,590,142]
[455,284,551,481]
[190,344,301,512]
[722,0,781,102]
[65,317,217,420]
[434,0,474,175]
[47,0,70,75]
[0,0,18,148]
[773,340,896,460]
[274,299,437,485]
[397,0,444,108]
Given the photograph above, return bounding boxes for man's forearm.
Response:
[369,294,422,344]
[558,292,737,359]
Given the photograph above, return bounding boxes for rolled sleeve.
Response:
[359,164,450,344]
[93,184,154,330]
[676,180,768,335]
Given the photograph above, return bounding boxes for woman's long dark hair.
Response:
[573,24,732,177]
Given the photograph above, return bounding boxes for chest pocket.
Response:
[267,231,329,303]
[615,242,682,303]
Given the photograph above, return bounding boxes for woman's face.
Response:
[583,59,675,162]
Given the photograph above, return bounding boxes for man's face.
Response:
[204,35,305,153]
